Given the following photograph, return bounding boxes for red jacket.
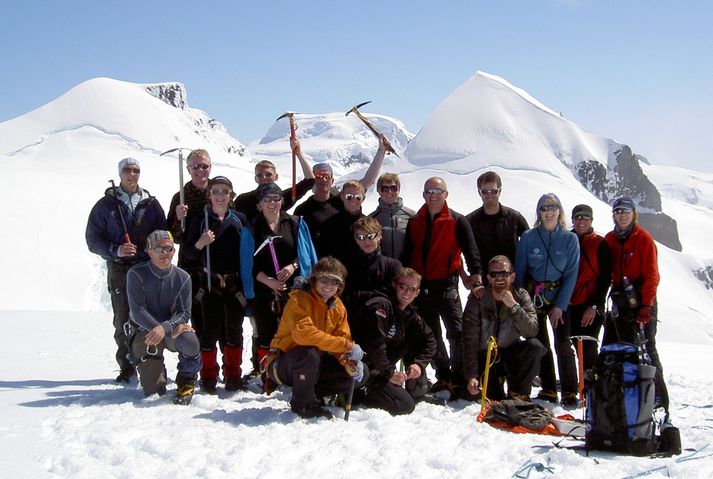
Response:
[605,223,659,307]
[570,231,605,305]
[406,204,462,280]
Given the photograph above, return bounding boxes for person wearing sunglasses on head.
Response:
[126,230,202,405]
[239,182,319,391]
[566,204,612,376]
[355,267,437,415]
[295,135,390,247]
[183,176,249,394]
[465,171,529,275]
[86,157,167,384]
[167,149,213,354]
[514,193,580,406]
[603,197,669,416]
[263,257,368,419]
[368,172,416,261]
[341,217,402,331]
[463,255,545,402]
[316,180,368,264]
[234,137,315,222]
[402,177,483,399]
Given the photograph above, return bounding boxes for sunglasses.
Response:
[261,195,283,203]
[380,184,398,193]
[255,171,274,179]
[614,208,632,215]
[480,188,500,195]
[210,188,231,196]
[122,167,140,174]
[190,164,211,171]
[396,282,420,294]
[487,270,511,278]
[574,214,592,221]
[354,232,378,241]
[539,204,559,212]
[344,193,364,201]
[424,188,445,195]
[317,276,343,287]
[315,174,333,181]
[152,245,175,254]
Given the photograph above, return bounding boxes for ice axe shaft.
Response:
[569,335,597,409]
[276,112,298,202]
[161,147,193,232]
[254,236,283,275]
[346,101,399,158]
[204,205,212,292]
[480,336,498,412]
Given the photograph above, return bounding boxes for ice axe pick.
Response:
[345,101,399,158]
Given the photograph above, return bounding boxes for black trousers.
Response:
[107,261,133,371]
[365,373,430,415]
[566,303,605,372]
[275,346,369,411]
[199,288,245,351]
[602,303,670,412]
[535,306,578,396]
[478,339,546,398]
[254,292,287,350]
[416,283,464,384]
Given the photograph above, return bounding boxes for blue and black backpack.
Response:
[584,342,658,456]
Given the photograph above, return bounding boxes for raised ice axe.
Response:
[275,111,299,202]
[345,101,399,158]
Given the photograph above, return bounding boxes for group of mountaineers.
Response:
[85,117,670,422]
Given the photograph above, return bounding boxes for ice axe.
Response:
[203,205,212,292]
[161,147,193,232]
[255,235,284,314]
[345,101,399,158]
[276,112,299,202]
[569,335,598,409]
[108,179,131,244]
[480,336,498,412]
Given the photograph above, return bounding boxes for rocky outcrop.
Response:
[145,83,187,109]
[574,144,682,251]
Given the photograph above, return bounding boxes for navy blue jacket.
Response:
[85,186,167,265]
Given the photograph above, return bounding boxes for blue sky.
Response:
[2,0,712,171]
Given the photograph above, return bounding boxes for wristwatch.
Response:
[473,281,483,288]
[292,262,299,270]
[591,305,598,311]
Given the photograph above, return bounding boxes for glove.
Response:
[637,305,653,325]
[349,360,365,383]
[348,343,364,362]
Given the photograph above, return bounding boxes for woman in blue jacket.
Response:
[515,193,580,406]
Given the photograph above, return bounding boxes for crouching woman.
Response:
[264,257,368,419]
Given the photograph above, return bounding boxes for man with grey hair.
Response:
[127,230,202,405]
[85,157,166,383]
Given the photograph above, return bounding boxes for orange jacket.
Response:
[605,223,659,307]
[269,289,353,358]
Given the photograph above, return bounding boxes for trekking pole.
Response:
[276,112,298,202]
[480,336,498,412]
[108,180,131,244]
[344,378,356,422]
[204,205,212,292]
[160,147,192,232]
[345,101,400,158]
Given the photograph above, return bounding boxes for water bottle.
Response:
[623,276,639,309]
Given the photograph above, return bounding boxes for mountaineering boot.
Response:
[560,392,579,408]
[535,389,558,404]
[292,401,334,419]
[115,367,136,384]
[174,375,196,405]
[507,391,532,402]
[225,377,247,392]
[200,377,218,395]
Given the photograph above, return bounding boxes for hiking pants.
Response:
[131,328,202,396]
[535,306,579,397]
[416,282,464,385]
[107,261,133,372]
[478,339,546,398]
[274,346,369,411]
[365,373,430,415]
[253,292,286,351]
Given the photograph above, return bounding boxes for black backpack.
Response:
[584,342,658,456]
